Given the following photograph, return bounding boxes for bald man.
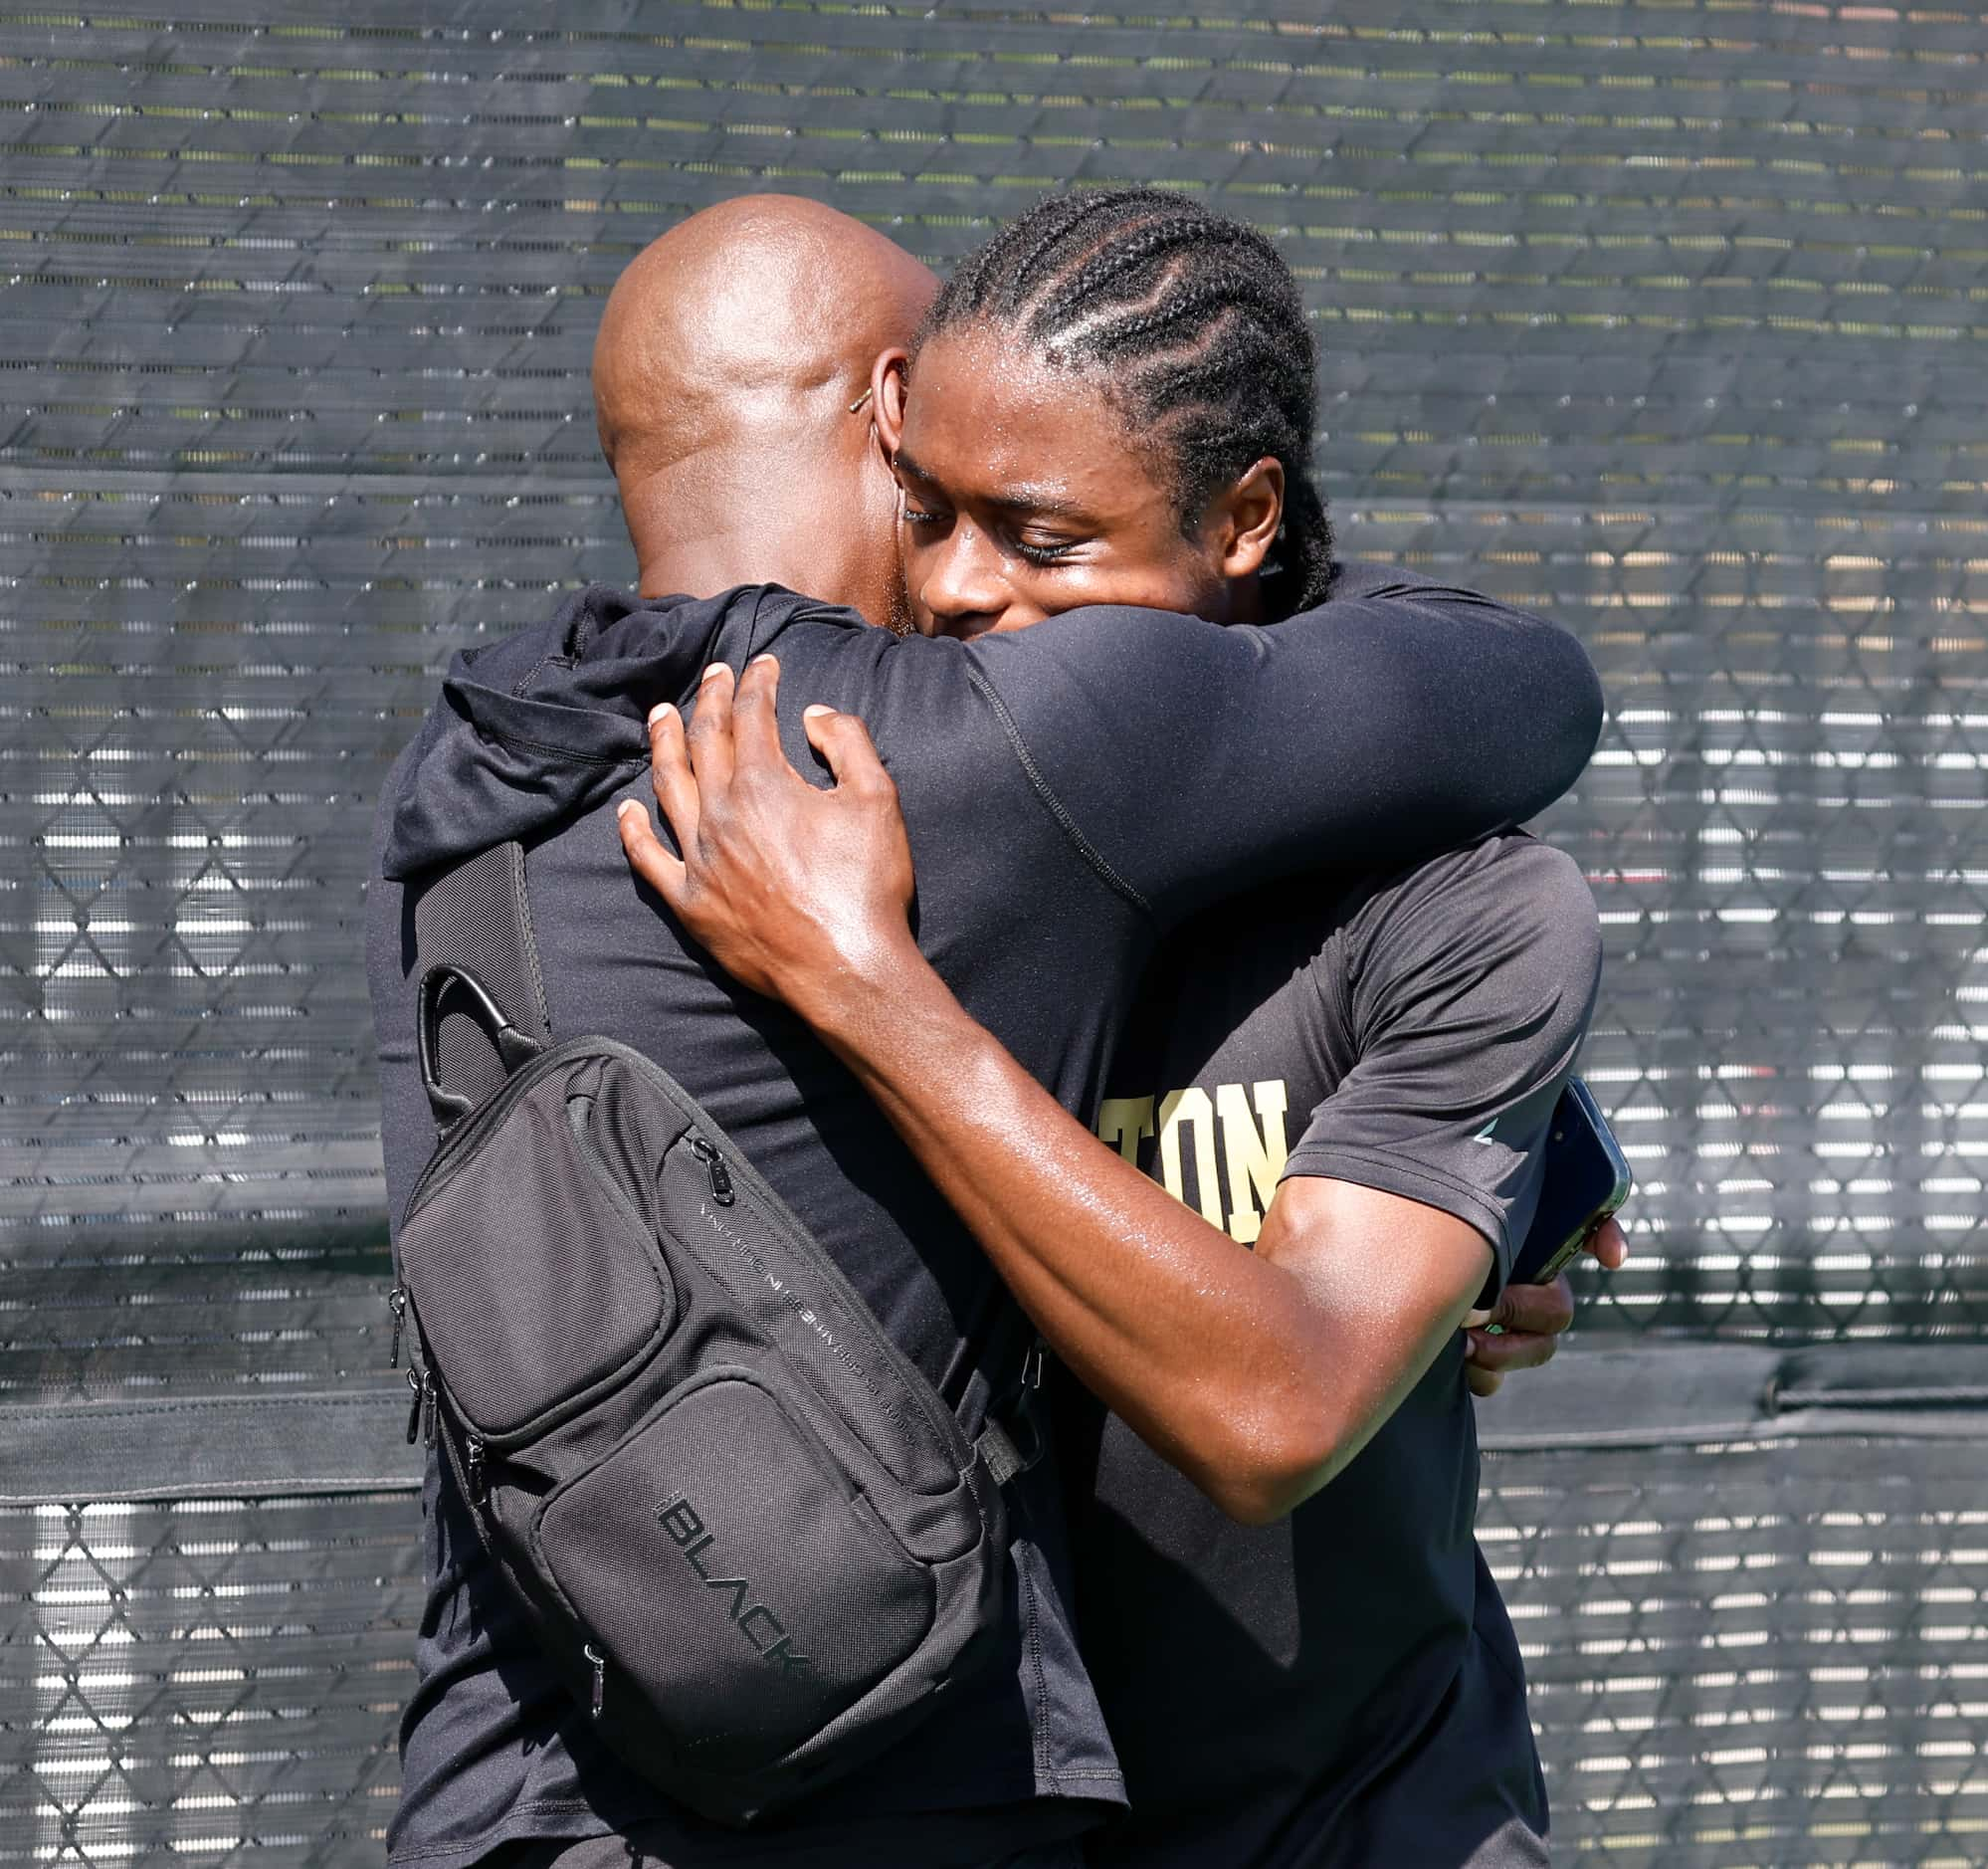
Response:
[592,195,927,627]
[368,197,1602,1867]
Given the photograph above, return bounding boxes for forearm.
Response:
[972,584,1604,920]
[1216,588,1605,874]
[789,942,1374,1523]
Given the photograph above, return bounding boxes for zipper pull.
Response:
[387,1285,407,1369]
[691,1136,734,1206]
[404,1366,424,1446]
[465,1433,488,1506]
[422,1368,437,1448]
[584,1643,606,1719]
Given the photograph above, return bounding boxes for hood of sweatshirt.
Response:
[380,581,853,881]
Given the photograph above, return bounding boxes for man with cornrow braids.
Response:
[921,185,1338,619]
[629,186,1613,1868]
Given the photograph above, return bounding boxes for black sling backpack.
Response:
[387,843,1040,1827]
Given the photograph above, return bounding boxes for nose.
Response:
[916,522,1009,640]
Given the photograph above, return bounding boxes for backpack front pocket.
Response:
[399,1070,675,1439]
[535,1366,936,1778]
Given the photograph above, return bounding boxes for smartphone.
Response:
[1507,1079,1633,1286]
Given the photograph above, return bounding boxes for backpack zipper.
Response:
[584,1643,606,1718]
[387,1284,407,1368]
[690,1135,734,1206]
[424,1364,493,1513]
[401,1043,584,1221]
[404,1365,435,1448]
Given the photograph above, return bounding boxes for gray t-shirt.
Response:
[1070,831,1602,1869]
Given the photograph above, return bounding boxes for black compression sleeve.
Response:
[961,572,1603,928]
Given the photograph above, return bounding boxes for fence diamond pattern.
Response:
[2,2,1983,1861]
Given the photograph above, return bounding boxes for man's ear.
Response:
[1211,457,1286,579]
[872,347,910,458]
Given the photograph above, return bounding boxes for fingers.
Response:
[802,704,895,800]
[686,660,736,795]
[726,660,890,804]
[1464,1324,1559,1379]
[1490,1273,1576,1341]
[731,654,785,773]
[1463,1269,1575,1389]
[616,794,686,908]
[1462,1271,1573,1341]
[1585,1215,1629,1272]
[647,702,699,856]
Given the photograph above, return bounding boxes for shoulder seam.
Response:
[964,661,1153,922]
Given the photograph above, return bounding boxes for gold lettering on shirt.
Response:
[1216,1081,1290,1245]
[1096,1097,1156,1166]
[1156,1087,1224,1228]
[1099,1080,1293,1246]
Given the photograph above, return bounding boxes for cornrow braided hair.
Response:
[921,186,1334,615]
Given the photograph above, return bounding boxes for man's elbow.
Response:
[1198,1405,1346,1528]
[1554,636,1607,787]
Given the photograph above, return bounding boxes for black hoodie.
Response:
[367,570,1603,1867]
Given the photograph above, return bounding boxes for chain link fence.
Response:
[3,1,1984,1860]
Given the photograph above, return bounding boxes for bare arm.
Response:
[774,917,1492,1525]
[618,658,1597,1522]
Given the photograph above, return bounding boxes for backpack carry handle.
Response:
[417,962,548,1134]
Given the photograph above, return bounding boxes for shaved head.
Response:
[593,195,937,624]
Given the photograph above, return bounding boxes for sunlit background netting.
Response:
[3,2,1985,1862]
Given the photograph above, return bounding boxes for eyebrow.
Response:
[894,447,1094,522]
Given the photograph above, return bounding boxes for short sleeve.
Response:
[1280,836,1603,1298]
